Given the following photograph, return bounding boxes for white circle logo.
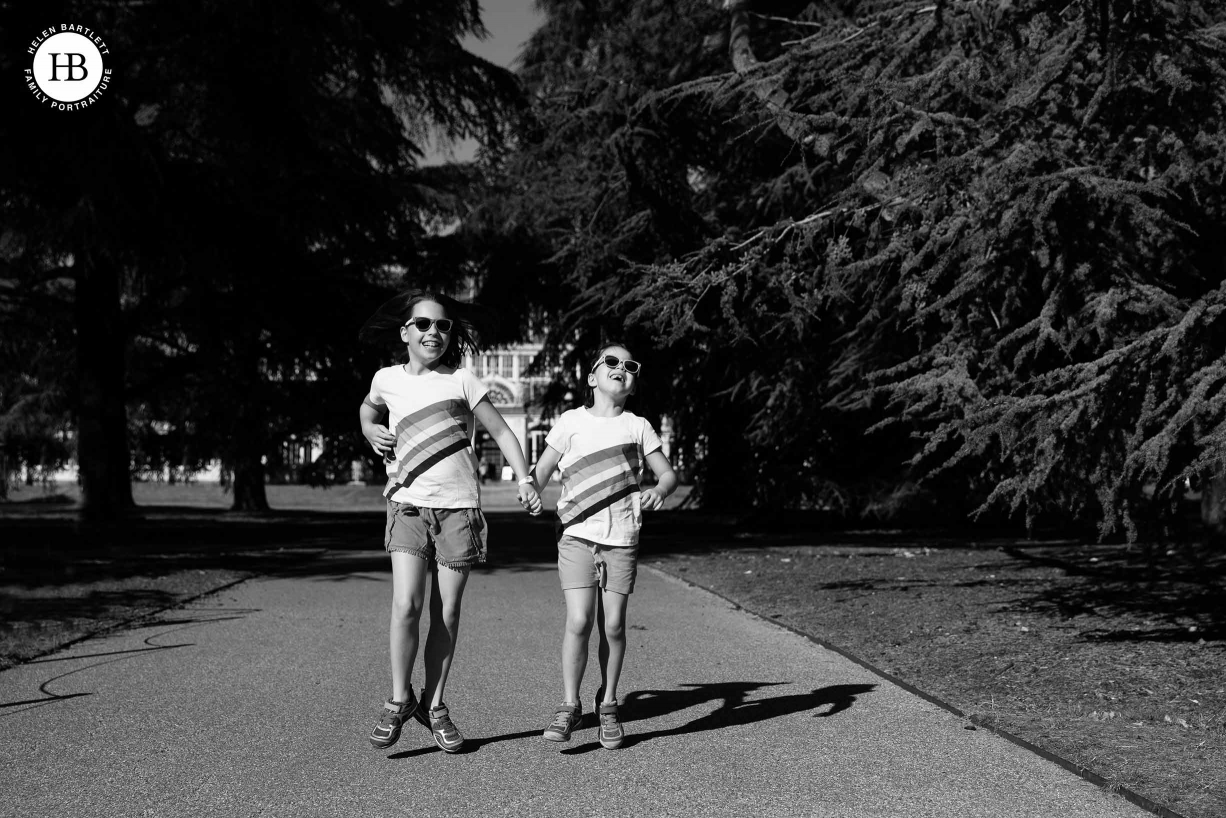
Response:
[24,25,112,111]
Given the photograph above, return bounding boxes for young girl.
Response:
[359,290,541,753]
[532,342,676,749]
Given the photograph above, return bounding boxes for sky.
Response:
[465,0,543,69]
[427,0,544,164]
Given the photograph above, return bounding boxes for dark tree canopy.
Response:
[471,0,1226,536]
[0,0,523,515]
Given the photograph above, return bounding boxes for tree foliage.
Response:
[0,0,521,514]
[475,0,1226,534]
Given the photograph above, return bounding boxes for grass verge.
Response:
[641,520,1225,818]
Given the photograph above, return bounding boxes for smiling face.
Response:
[587,344,638,403]
[399,299,451,368]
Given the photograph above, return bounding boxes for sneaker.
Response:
[369,695,418,749]
[422,703,465,753]
[597,701,624,749]
[542,702,582,742]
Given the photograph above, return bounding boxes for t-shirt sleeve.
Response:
[459,368,489,409]
[544,411,571,455]
[640,417,663,457]
[365,370,387,407]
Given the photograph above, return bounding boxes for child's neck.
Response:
[402,358,444,376]
[587,395,626,418]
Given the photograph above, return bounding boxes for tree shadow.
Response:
[1002,545,1226,642]
[0,609,253,716]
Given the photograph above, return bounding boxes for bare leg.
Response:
[598,589,629,703]
[389,551,430,703]
[596,595,609,695]
[421,563,470,709]
[561,587,597,704]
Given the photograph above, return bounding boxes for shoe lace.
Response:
[599,707,620,729]
[549,708,577,731]
[378,709,404,729]
[432,711,458,737]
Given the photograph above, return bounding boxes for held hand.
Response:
[518,482,543,516]
[641,488,664,511]
[362,423,396,458]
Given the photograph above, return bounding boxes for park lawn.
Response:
[641,522,1225,818]
[2,484,1222,817]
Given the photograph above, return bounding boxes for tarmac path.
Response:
[0,543,1150,818]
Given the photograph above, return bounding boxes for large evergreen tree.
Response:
[474,0,1226,535]
[0,0,521,516]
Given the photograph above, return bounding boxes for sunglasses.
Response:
[592,354,641,375]
[404,318,454,333]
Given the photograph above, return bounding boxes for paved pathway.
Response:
[0,549,1149,818]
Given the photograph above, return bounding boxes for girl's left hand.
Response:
[518,482,542,516]
[641,488,664,511]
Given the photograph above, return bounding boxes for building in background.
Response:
[464,343,557,480]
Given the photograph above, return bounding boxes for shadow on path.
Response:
[597,681,876,752]
[385,683,874,758]
[0,608,256,717]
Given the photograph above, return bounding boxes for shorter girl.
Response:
[532,342,676,749]
[359,290,541,753]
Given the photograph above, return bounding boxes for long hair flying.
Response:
[358,289,495,369]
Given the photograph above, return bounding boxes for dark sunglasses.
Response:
[592,354,641,375]
[404,318,454,333]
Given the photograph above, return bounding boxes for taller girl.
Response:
[359,290,541,753]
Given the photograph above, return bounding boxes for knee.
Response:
[602,615,625,642]
[436,599,463,628]
[565,610,595,638]
[390,595,423,623]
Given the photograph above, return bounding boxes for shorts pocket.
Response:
[384,503,397,550]
[464,508,487,561]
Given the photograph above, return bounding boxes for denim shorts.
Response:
[384,502,487,569]
[557,534,639,595]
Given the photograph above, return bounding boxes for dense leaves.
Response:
[0,0,521,514]
[474,0,1226,534]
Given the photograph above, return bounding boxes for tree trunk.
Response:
[723,0,808,142]
[695,402,753,512]
[1200,465,1226,538]
[75,250,135,522]
[231,452,269,511]
[229,342,270,512]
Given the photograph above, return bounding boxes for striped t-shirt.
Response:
[366,365,487,508]
[545,407,663,547]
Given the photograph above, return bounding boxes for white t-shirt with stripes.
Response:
[545,407,662,547]
[366,365,487,508]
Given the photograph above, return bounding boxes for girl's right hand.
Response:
[518,482,543,516]
[362,423,396,458]
[641,488,664,511]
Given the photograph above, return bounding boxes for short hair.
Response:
[584,340,635,408]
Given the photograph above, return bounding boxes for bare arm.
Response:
[359,397,395,458]
[641,450,677,511]
[532,444,563,488]
[473,397,541,514]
